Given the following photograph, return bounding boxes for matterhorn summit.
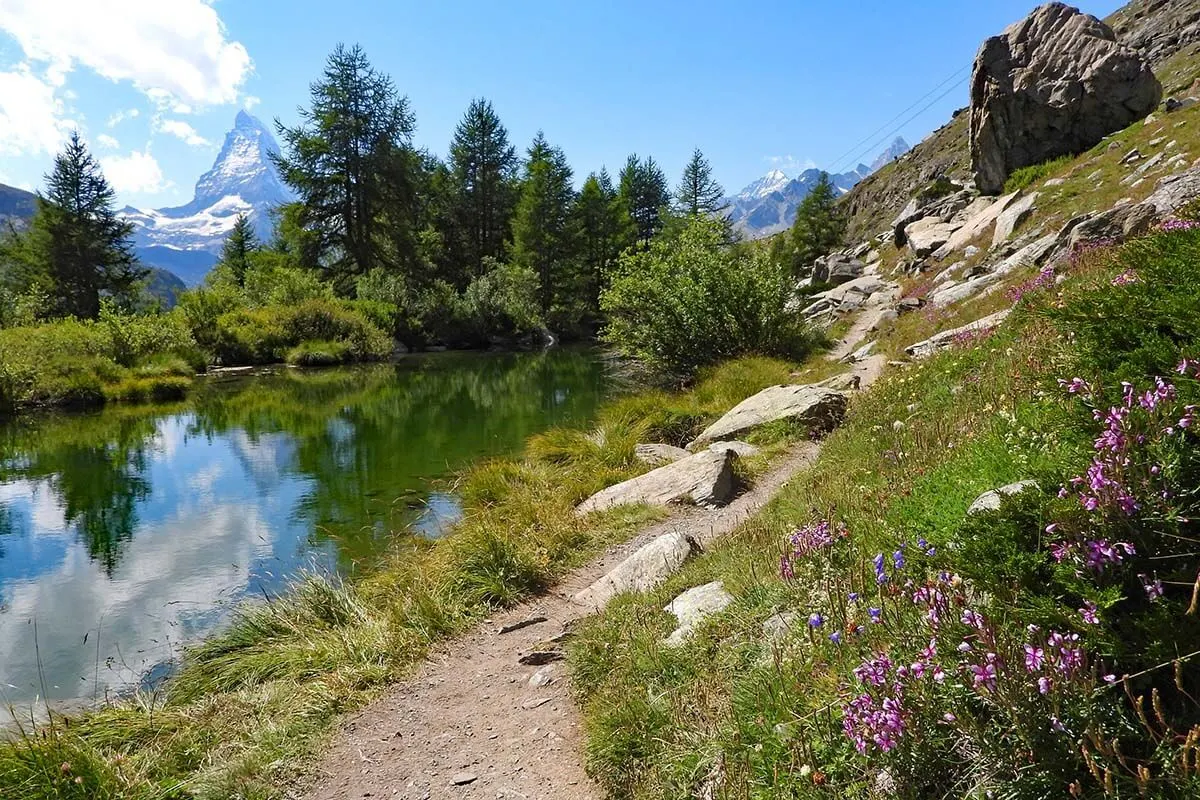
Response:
[122,111,292,285]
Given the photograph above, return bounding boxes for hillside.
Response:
[838,0,1200,244]
[0,182,37,231]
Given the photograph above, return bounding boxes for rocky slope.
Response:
[0,182,36,231]
[839,0,1200,243]
[121,111,291,286]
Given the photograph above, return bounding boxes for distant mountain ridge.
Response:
[726,137,911,239]
[121,110,292,286]
[0,182,37,231]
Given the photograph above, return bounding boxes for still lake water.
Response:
[0,349,611,710]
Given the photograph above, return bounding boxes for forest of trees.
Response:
[0,41,847,410]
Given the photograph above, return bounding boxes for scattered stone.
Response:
[992,191,1039,247]
[529,666,555,688]
[1043,177,1066,187]
[814,372,862,392]
[451,772,478,786]
[576,448,739,516]
[970,3,1161,194]
[708,441,759,458]
[897,297,925,314]
[762,611,799,644]
[812,254,865,285]
[967,480,1040,515]
[1134,152,1166,176]
[574,531,700,609]
[518,651,563,666]
[634,443,690,467]
[906,309,1012,359]
[841,341,876,364]
[498,616,548,635]
[663,582,734,647]
[521,697,553,710]
[1087,169,1103,181]
[688,385,848,448]
[964,245,980,258]
[1149,136,1165,148]
[1121,148,1143,165]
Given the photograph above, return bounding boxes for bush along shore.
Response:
[0,354,831,799]
[569,225,1200,798]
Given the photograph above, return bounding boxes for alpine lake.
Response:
[0,348,612,712]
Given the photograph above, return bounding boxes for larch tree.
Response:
[511,132,575,315]
[14,131,143,319]
[617,154,670,248]
[674,148,727,216]
[573,168,623,313]
[220,213,259,286]
[273,43,417,293]
[449,98,519,279]
[788,172,846,276]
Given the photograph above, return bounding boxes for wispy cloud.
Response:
[765,155,818,174]
[101,148,171,194]
[156,118,210,147]
[107,108,139,128]
[95,133,119,149]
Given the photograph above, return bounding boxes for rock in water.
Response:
[970,3,1161,195]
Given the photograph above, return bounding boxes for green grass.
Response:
[0,354,823,799]
[1003,154,1074,194]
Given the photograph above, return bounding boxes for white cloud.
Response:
[101,148,169,194]
[243,95,260,111]
[0,63,74,156]
[0,0,252,109]
[765,155,818,173]
[156,118,209,147]
[106,107,139,128]
[95,133,119,149]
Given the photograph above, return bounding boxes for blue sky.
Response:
[0,0,1127,210]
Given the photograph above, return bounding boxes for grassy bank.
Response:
[569,228,1200,798]
[0,355,816,799]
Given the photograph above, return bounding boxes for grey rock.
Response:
[933,192,1020,258]
[762,611,799,644]
[451,772,478,786]
[573,531,700,609]
[635,443,691,467]
[1043,178,1067,187]
[708,440,760,458]
[688,385,848,448]
[1122,148,1144,165]
[529,665,556,688]
[1145,166,1200,216]
[906,309,1012,359]
[576,448,739,516]
[993,192,1039,247]
[521,697,553,710]
[905,217,962,258]
[518,650,563,666]
[663,581,734,647]
[813,254,864,285]
[967,480,1040,515]
[897,297,925,313]
[970,3,1161,194]
[498,616,548,635]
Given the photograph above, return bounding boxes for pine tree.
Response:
[674,148,726,216]
[788,172,846,276]
[573,168,623,312]
[274,43,417,293]
[618,154,670,247]
[511,132,575,315]
[449,98,519,279]
[14,132,143,319]
[220,213,259,286]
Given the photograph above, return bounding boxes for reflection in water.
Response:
[0,349,609,709]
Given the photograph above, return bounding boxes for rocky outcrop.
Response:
[906,309,1012,360]
[635,443,691,467]
[1108,0,1200,68]
[662,582,734,647]
[576,448,739,516]
[993,192,1039,246]
[1145,166,1200,216]
[688,386,848,448]
[573,531,700,609]
[970,3,1161,195]
[812,254,865,285]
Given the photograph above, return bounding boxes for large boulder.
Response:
[813,254,865,285]
[573,531,699,609]
[970,3,1161,195]
[688,385,848,448]
[575,448,738,516]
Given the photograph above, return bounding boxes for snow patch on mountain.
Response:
[121,111,291,285]
[728,137,910,239]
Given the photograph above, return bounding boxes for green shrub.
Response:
[601,215,822,380]
[105,375,191,403]
[1051,228,1200,381]
[286,339,352,367]
[99,303,196,367]
[213,299,392,366]
[1003,154,1072,193]
[459,259,545,345]
[176,284,244,354]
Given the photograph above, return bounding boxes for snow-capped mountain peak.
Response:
[122,111,292,285]
[738,169,792,201]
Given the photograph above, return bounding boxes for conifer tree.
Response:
[788,172,846,275]
[12,131,143,318]
[274,43,417,292]
[674,148,726,216]
[573,168,623,311]
[618,154,670,247]
[449,98,519,278]
[220,213,259,286]
[511,132,575,314]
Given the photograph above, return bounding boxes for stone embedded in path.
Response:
[518,650,563,666]
[529,665,555,688]
[450,772,478,786]
[905,309,1012,360]
[498,616,548,635]
[967,480,1040,515]
[663,581,734,647]
[688,385,848,449]
[573,531,699,610]
[575,448,738,516]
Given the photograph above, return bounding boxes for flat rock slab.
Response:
[573,531,700,609]
[575,449,738,516]
[688,385,848,448]
[635,442,691,466]
[708,440,759,458]
[906,310,1011,360]
[967,480,1039,515]
[663,581,734,647]
[933,192,1019,258]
